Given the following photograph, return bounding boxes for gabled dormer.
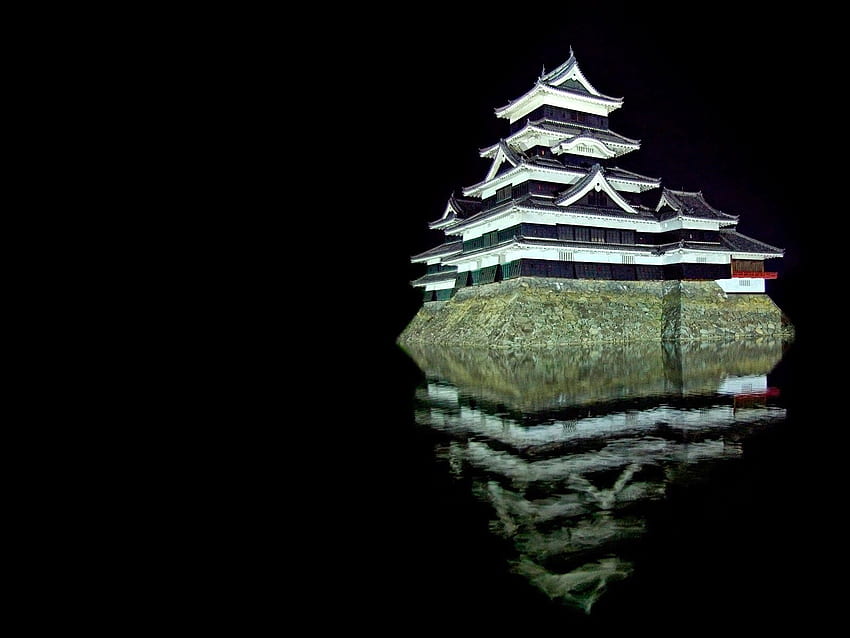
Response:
[554,164,639,214]
[656,188,738,225]
[495,48,623,124]
[429,193,482,231]
[480,140,526,181]
[539,46,605,96]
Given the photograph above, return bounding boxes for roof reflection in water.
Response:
[403,339,787,614]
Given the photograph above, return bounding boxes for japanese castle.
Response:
[410,49,783,302]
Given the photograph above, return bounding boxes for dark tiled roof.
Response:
[429,195,483,228]
[525,155,566,170]
[411,240,462,261]
[658,188,738,221]
[480,139,527,163]
[604,166,661,184]
[428,211,456,229]
[523,119,640,146]
[450,194,482,216]
[411,271,458,286]
[499,140,524,166]
[720,230,783,255]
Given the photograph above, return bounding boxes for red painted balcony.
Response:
[732,271,778,279]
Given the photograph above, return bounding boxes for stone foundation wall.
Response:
[397,277,792,347]
[672,281,786,340]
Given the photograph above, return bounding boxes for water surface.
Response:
[376,337,826,628]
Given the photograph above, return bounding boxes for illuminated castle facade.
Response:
[410,49,783,302]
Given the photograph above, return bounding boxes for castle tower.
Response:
[410,49,783,303]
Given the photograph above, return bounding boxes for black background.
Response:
[323,4,843,631]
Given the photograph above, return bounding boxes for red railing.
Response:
[732,271,778,279]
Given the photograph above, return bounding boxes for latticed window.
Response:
[496,185,512,202]
[502,260,521,279]
[590,228,605,243]
[512,181,529,198]
[557,225,574,241]
[498,224,520,243]
[478,265,498,285]
[462,230,499,253]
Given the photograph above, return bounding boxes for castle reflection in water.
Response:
[402,339,788,614]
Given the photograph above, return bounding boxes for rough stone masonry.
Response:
[397,277,794,348]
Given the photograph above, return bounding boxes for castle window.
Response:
[575,227,590,242]
[590,228,605,243]
[557,225,574,241]
[496,185,511,202]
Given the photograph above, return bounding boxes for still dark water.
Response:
[340,334,839,630]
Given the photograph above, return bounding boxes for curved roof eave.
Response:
[494,83,623,118]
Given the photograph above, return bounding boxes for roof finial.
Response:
[541,64,546,77]
[569,45,574,58]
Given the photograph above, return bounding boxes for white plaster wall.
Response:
[424,280,456,292]
[715,278,766,293]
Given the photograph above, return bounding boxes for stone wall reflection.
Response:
[403,338,785,412]
[404,339,787,613]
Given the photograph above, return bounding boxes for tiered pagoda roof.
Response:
[410,47,785,297]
